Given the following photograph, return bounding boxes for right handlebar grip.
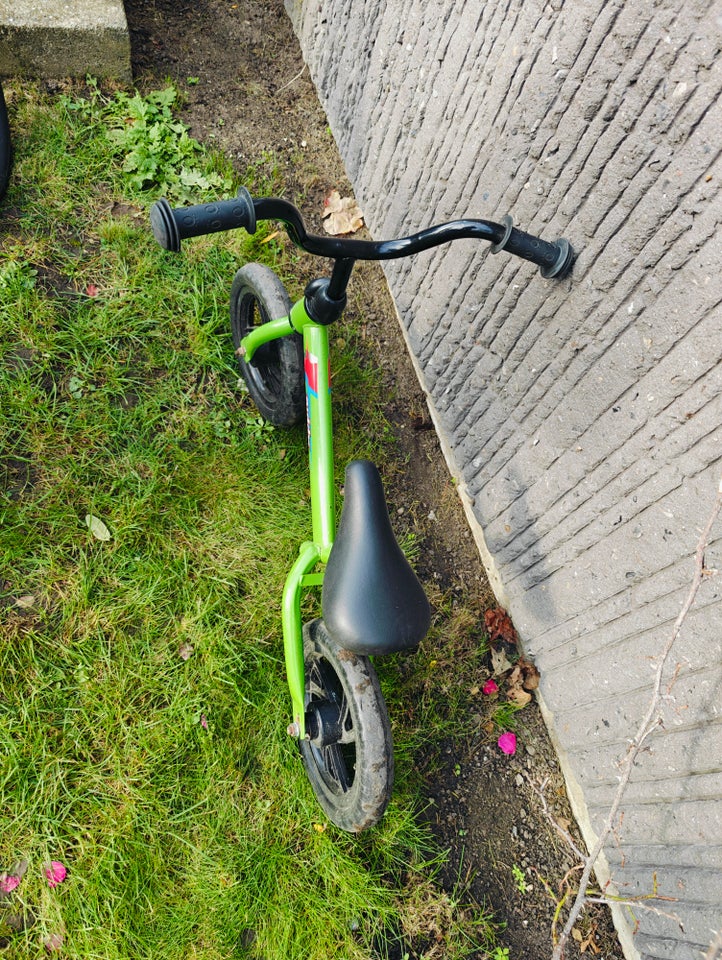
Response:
[491,214,574,279]
[150,187,257,252]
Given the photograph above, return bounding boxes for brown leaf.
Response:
[321,190,364,235]
[508,685,532,707]
[507,664,533,706]
[484,607,517,646]
[490,647,513,676]
[518,656,540,690]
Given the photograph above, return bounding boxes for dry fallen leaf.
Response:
[490,647,513,676]
[484,606,518,646]
[43,930,65,952]
[507,684,533,707]
[517,656,540,690]
[506,659,539,707]
[14,595,36,609]
[322,190,364,235]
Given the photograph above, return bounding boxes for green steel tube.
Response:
[247,296,338,737]
[304,323,335,558]
[240,314,295,363]
[282,540,321,738]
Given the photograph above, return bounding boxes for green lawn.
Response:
[0,82,496,959]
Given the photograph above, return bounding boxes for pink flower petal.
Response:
[0,874,20,893]
[44,861,67,888]
[200,714,208,730]
[497,732,517,756]
[482,679,499,695]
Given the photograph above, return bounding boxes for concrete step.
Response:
[0,0,130,80]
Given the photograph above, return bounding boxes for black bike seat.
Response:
[322,460,431,655]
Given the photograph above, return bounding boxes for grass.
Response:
[0,81,500,959]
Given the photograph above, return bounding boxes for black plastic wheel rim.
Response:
[305,656,357,795]
[239,294,284,399]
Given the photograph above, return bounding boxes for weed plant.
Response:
[0,83,497,959]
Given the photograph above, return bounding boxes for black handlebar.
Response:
[150,187,257,252]
[150,190,573,279]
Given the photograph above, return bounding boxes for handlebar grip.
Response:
[491,215,573,279]
[150,187,257,252]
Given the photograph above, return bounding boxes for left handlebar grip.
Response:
[150,187,257,252]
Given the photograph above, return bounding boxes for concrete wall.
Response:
[285,1,722,958]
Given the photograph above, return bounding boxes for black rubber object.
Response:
[230,263,305,427]
[150,187,256,251]
[0,81,11,201]
[149,191,574,280]
[299,618,394,832]
[491,215,573,279]
[322,460,431,655]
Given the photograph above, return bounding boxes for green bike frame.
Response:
[240,298,334,738]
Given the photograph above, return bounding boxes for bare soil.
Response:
[123,3,624,958]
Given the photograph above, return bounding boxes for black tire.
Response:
[0,81,11,201]
[299,619,394,832]
[230,263,304,427]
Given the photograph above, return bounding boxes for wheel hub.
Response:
[305,700,343,747]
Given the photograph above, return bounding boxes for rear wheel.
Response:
[299,619,394,832]
[230,263,304,427]
[0,81,11,200]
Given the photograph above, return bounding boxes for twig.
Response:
[585,898,681,926]
[550,474,722,960]
[525,775,586,861]
[274,63,308,95]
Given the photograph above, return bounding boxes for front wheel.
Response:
[230,263,305,427]
[299,619,394,832]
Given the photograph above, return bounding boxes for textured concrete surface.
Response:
[286,1,722,958]
[0,0,130,79]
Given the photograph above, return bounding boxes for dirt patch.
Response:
[123,3,624,958]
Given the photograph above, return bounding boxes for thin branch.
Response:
[525,775,586,861]
[551,475,722,960]
[274,63,308,95]
[585,898,681,927]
